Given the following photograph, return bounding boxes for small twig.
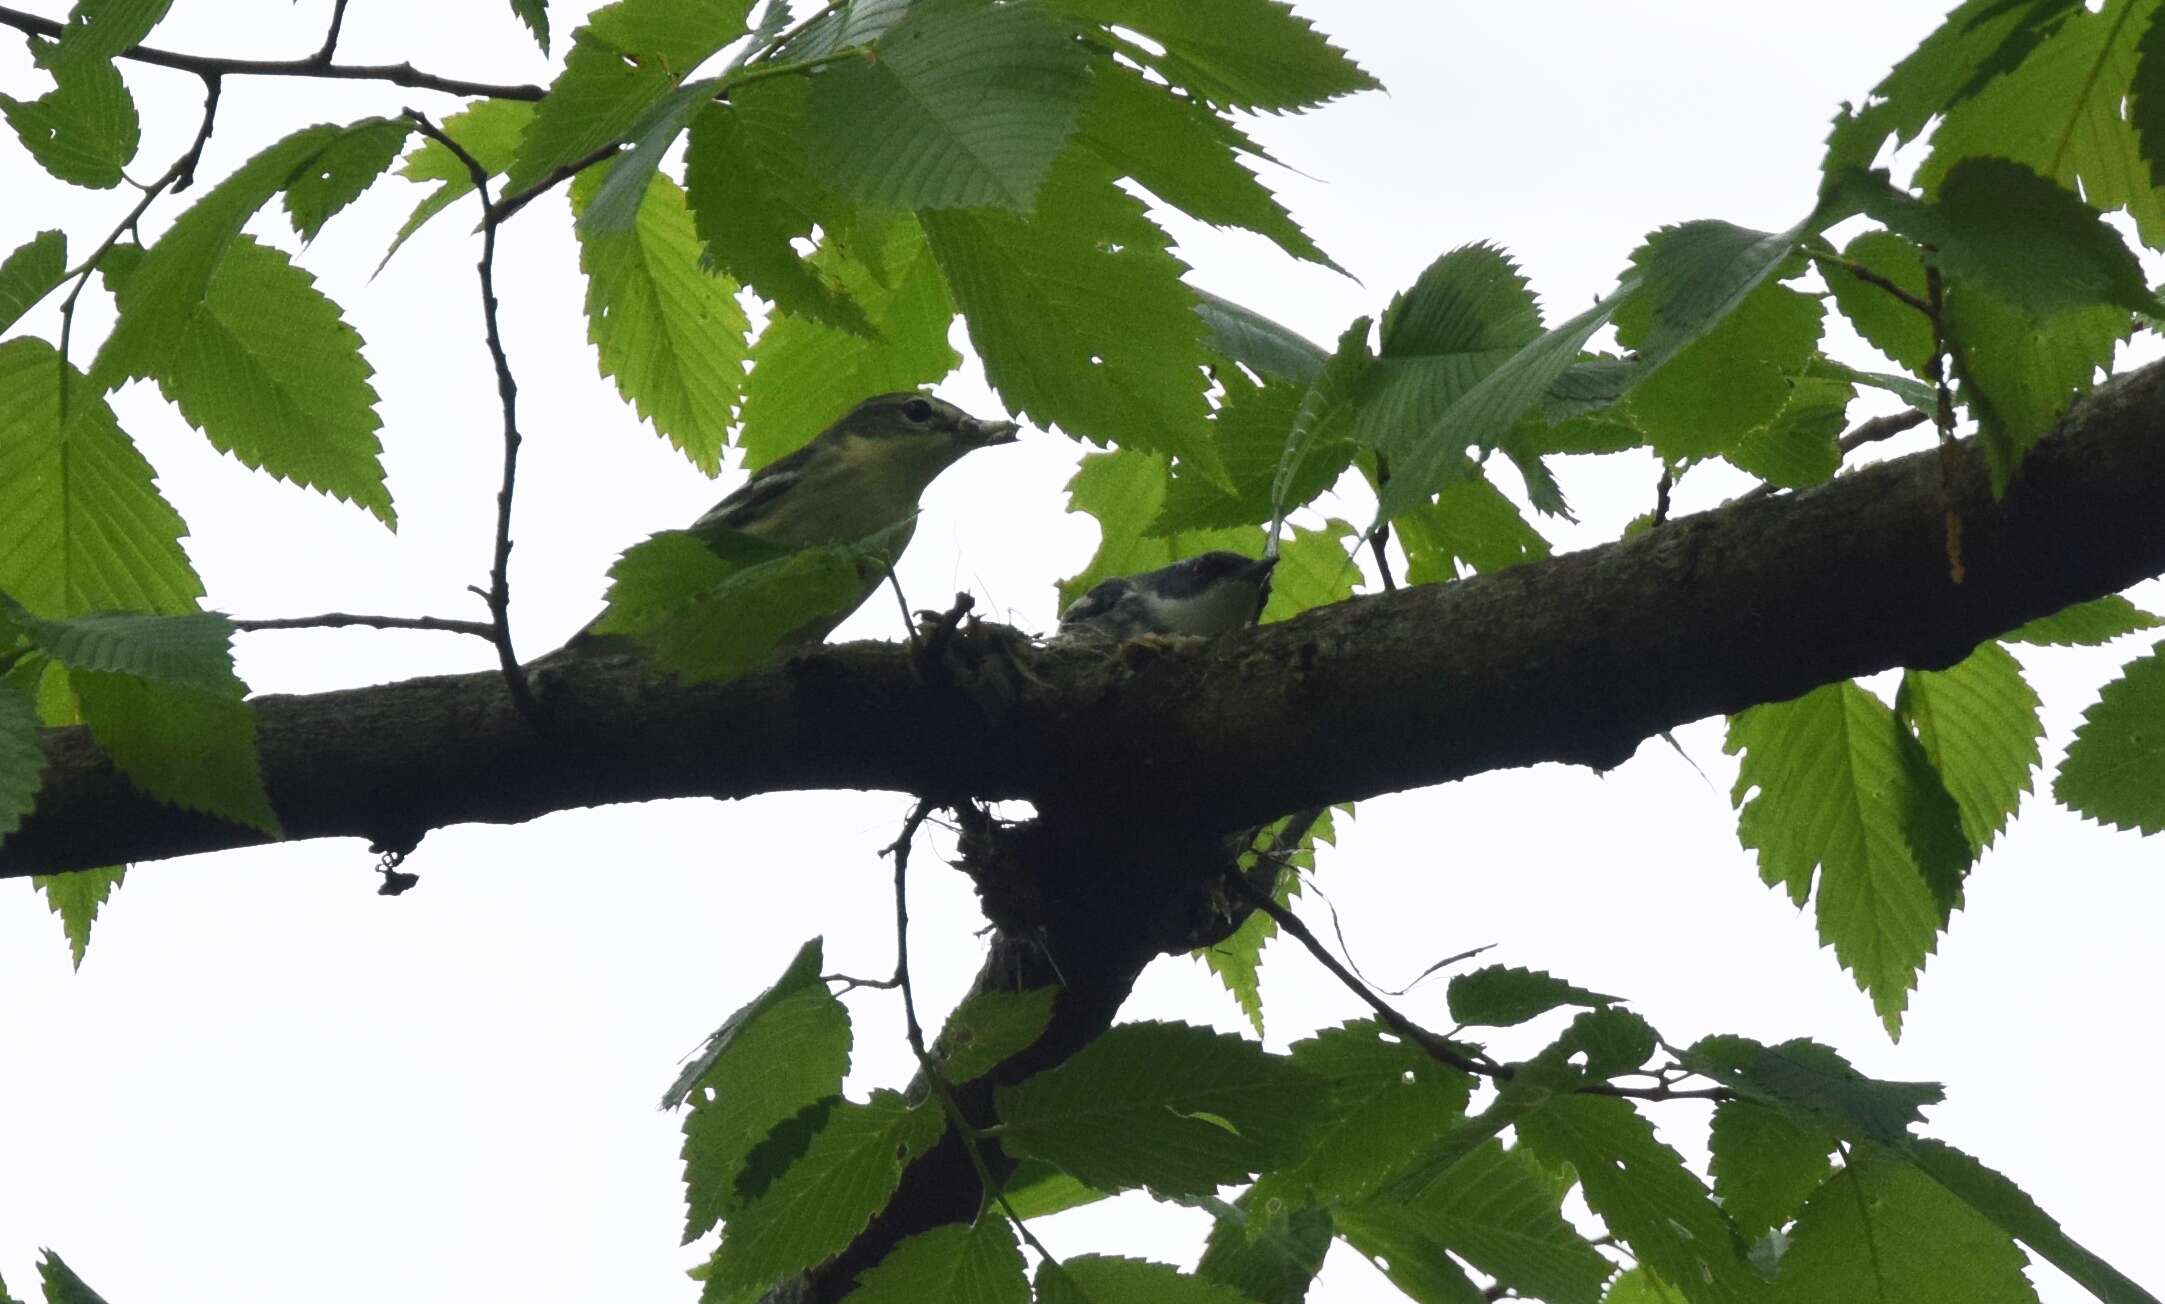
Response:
[884,800,1058,1263]
[229,612,496,638]
[492,144,622,226]
[1223,869,1495,1079]
[56,73,220,414]
[915,592,975,682]
[1809,249,1934,318]
[1737,410,1930,502]
[1651,462,1674,526]
[1580,1079,1731,1102]
[310,0,351,65]
[821,972,901,995]
[1368,454,1398,592]
[884,566,919,652]
[1924,262,1964,583]
[0,4,543,100]
[402,110,537,718]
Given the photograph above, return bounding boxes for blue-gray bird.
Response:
[1056,551,1277,643]
[543,392,1019,661]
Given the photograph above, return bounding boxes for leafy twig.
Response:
[229,612,497,639]
[1368,454,1398,592]
[401,109,537,718]
[885,800,1058,1264]
[1652,462,1675,526]
[0,4,544,100]
[492,144,622,226]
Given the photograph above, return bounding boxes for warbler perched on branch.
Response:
[541,392,1020,662]
[1056,551,1278,643]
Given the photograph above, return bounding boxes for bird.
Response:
[539,391,1020,662]
[1055,550,1278,643]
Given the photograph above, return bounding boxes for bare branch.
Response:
[229,612,497,639]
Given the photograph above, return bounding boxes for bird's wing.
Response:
[691,460,805,532]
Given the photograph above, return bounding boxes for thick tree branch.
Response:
[9,359,2165,876]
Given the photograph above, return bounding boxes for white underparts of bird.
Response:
[538,392,1021,663]
[1055,551,1278,643]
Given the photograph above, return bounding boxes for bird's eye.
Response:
[902,398,934,423]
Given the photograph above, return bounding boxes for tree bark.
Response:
[7,358,2165,878]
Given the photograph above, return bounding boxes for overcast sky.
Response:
[2,3,2160,1301]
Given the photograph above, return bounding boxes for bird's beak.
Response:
[961,416,1022,447]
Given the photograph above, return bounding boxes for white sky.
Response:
[3,2,2161,1301]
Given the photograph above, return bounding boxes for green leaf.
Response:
[1331,1204,1487,1304]
[993,1020,1329,1197]
[0,337,202,618]
[1196,1191,1331,1304]
[1276,1018,1474,1203]
[0,680,40,845]
[283,117,410,243]
[2134,2,2165,188]
[1680,1035,1942,1147]
[1516,1095,1755,1304]
[1150,373,1344,535]
[73,666,278,834]
[1056,451,1259,613]
[1723,366,1852,491]
[925,154,1217,473]
[1,53,138,189]
[683,85,873,336]
[1375,277,1637,523]
[1824,230,1934,373]
[32,865,124,969]
[1948,286,2129,495]
[1000,1159,1106,1220]
[1726,682,1971,1036]
[1194,288,1327,385]
[34,1248,111,1304]
[1706,1101,1836,1240]
[1357,244,1543,442]
[1914,1,2165,250]
[839,1216,1027,1304]
[1195,855,1290,1037]
[1077,60,1329,266]
[738,214,959,469]
[1268,316,1375,529]
[931,988,1055,1085]
[1446,965,1616,1028]
[1617,218,1812,375]
[704,1089,946,1295]
[1382,1138,1611,1304]
[89,122,348,391]
[2054,641,2165,833]
[510,0,551,52]
[1548,1005,1657,1082]
[1897,643,2041,855]
[383,99,536,270]
[117,234,394,525]
[1910,1138,2160,1304]
[2002,594,2160,646]
[1261,521,1359,623]
[504,0,755,195]
[47,0,173,64]
[1048,0,1378,112]
[1623,281,1824,464]
[1394,459,1551,582]
[1036,1256,1258,1304]
[668,940,852,1242]
[593,528,879,684]
[0,230,66,337]
[1773,1150,2038,1304]
[0,602,239,690]
[807,0,1088,210]
[1935,157,2158,317]
[577,77,723,239]
[1601,1268,1689,1304]
[573,165,749,475]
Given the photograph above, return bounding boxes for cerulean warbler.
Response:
[1056,551,1278,643]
